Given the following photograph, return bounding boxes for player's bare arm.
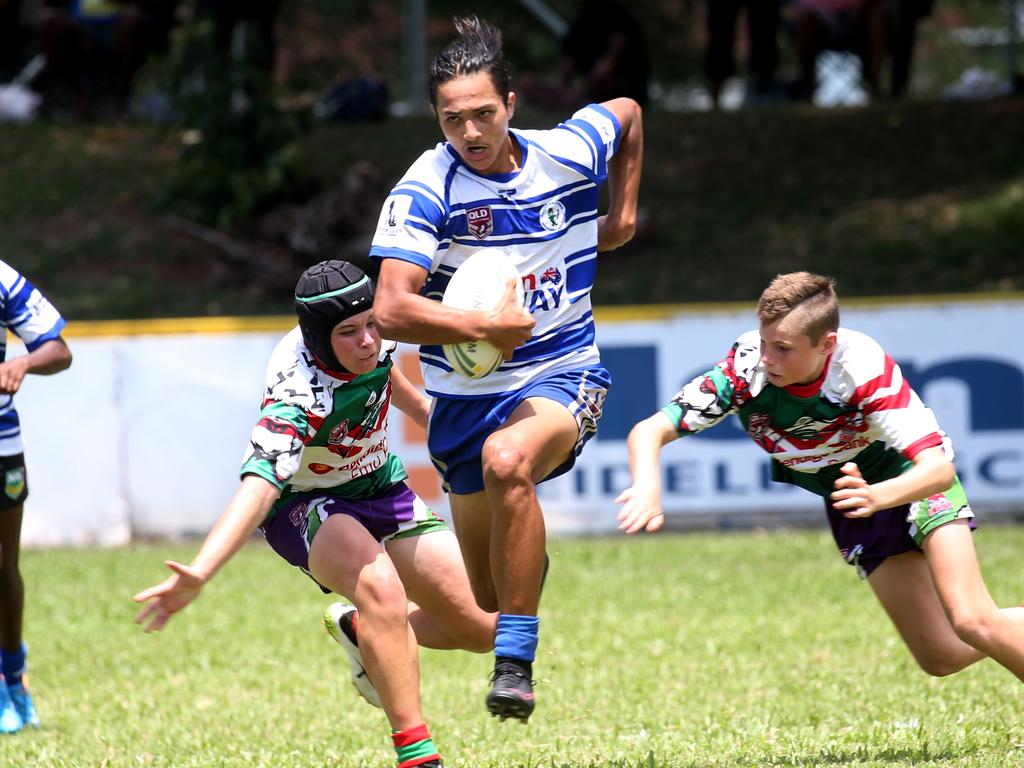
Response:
[375,259,533,356]
[133,475,279,632]
[597,96,643,253]
[0,336,73,395]
[390,366,430,429]
[831,447,956,518]
[617,411,677,534]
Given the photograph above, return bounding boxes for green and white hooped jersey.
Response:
[240,328,407,508]
[662,328,952,498]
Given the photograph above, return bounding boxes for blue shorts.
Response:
[427,366,610,494]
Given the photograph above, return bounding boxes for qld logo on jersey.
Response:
[539,200,566,232]
[467,206,493,238]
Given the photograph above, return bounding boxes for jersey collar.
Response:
[783,352,833,398]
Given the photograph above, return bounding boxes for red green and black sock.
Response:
[392,723,440,768]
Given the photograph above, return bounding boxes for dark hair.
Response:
[757,271,839,344]
[429,15,511,107]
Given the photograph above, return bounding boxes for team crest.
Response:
[4,468,24,499]
[539,200,566,231]
[467,206,494,238]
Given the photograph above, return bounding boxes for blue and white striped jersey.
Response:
[369,104,622,398]
[0,261,67,455]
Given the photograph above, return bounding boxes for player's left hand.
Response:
[133,560,207,633]
[596,213,636,253]
[830,462,880,518]
[0,358,30,395]
[615,485,665,534]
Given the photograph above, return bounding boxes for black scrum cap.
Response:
[294,260,375,371]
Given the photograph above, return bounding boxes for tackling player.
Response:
[134,261,496,768]
[619,271,1024,685]
[370,15,643,722]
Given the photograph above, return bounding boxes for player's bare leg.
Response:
[308,514,423,729]
[479,397,578,722]
[869,521,1024,679]
[387,529,496,652]
[0,502,30,732]
[449,491,498,612]
[924,520,1024,681]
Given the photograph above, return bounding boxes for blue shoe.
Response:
[7,684,38,728]
[0,683,22,734]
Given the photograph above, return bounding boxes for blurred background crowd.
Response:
[0,1,1020,320]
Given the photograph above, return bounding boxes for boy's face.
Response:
[434,71,516,176]
[330,309,382,375]
[759,312,836,388]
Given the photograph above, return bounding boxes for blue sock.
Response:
[494,614,540,663]
[1,643,26,687]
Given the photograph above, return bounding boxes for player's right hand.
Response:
[615,486,665,534]
[486,278,534,359]
[133,560,207,633]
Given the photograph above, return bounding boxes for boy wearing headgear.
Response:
[134,261,495,768]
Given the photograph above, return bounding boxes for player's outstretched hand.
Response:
[615,485,665,534]
[487,278,535,359]
[596,213,636,253]
[133,560,207,633]
[830,462,880,518]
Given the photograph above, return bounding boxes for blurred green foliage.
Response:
[159,19,311,229]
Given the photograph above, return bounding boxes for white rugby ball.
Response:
[441,251,526,379]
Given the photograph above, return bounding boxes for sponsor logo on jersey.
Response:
[377,195,412,236]
[539,200,566,231]
[748,413,770,441]
[467,206,493,238]
[4,467,24,499]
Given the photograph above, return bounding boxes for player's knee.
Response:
[481,437,530,487]
[356,563,408,621]
[948,607,1001,652]
[913,650,963,677]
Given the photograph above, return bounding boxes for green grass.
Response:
[4,527,1024,767]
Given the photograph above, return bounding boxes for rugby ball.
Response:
[441,251,525,379]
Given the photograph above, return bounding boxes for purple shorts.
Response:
[260,481,446,576]
[825,477,975,579]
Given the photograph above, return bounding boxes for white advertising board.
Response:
[13,297,1024,546]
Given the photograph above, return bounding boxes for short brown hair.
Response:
[757,272,839,344]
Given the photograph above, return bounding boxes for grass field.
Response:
[3,527,1023,767]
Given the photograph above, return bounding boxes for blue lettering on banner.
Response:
[598,346,659,441]
[664,463,698,495]
[977,451,1021,488]
[901,359,1024,432]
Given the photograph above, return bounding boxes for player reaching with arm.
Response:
[370,15,643,722]
[134,261,496,768]
[0,261,73,734]
[618,271,1024,683]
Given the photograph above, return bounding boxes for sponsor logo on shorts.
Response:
[289,502,309,527]
[467,206,493,238]
[924,493,953,517]
[4,468,24,500]
[539,200,565,231]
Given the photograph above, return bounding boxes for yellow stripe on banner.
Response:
[60,316,296,338]
[594,291,1024,323]
[52,291,1024,336]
